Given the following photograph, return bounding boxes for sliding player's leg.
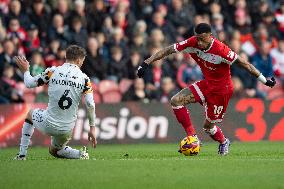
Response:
[170,87,197,136]
[49,132,89,159]
[15,110,35,160]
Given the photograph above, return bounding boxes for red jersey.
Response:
[174,36,238,94]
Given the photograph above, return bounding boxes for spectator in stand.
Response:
[43,39,60,67]
[23,24,41,56]
[86,0,107,33]
[211,13,233,38]
[233,8,252,37]
[250,0,272,26]
[107,27,128,57]
[131,0,154,23]
[29,51,45,76]
[253,23,278,50]
[176,56,203,89]
[0,39,16,77]
[6,18,27,43]
[102,16,114,40]
[0,18,7,41]
[126,50,142,80]
[132,20,147,40]
[5,0,30,30]
[148,28,168,48]
[193,0,211,15]
[167,0,194,38]
[275,0,284,38]
[0,65,24,103]
[114,0,136,37]
[28,0,51,41]
[51,0,71,25]
[251,41,274,78]
[155,77,178,103]
[70,0,87,27]
[95,32,110,61]
[270,38,284,86]
[129,34,147,58]
[107,46,128,82]
[122,77,151,102]
[48,14,71,48]
[81,36,107,83]
[148,11,176,43]
[69,16,88,48]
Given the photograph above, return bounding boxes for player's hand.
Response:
[14,56,30,73]
[265,77,276,88]
[88,126,97,148]
[137,62,149,78]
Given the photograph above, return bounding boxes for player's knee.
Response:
[203,120,214,130]
[170,95,182,107]
[26,110,34,123]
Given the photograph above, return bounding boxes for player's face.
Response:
[77,57,86,67]
[195,33,212,50]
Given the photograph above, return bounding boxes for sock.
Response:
[19,120,35,156]
[172,106,196,136]
[204,125,225,144]
[57,146,81,159]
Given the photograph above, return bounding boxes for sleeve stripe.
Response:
[173,43,179,52]
[47,71,53,79]
[223,53,238,65]
[231,54,238,64]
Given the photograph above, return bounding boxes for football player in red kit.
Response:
[137,23,276,155]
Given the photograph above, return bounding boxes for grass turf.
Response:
[1,141,284,189]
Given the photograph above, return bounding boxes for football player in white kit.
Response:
[14,45,97,160]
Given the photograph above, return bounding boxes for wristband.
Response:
[257,74,267,84]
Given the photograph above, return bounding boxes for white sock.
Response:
[19,121,34,156]
[57,146,81,159]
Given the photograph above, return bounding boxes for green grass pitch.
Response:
[1,141,284,189]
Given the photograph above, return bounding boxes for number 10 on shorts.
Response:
[214,105,223,116]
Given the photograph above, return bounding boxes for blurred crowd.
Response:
[0,0,284,104]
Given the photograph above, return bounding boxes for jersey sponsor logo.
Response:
[51,78,84,90]
[185,47,223,65]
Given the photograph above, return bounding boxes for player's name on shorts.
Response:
[51,78,84,89]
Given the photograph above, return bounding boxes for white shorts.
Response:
[32,108,72,149]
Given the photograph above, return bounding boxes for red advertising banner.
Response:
[0,98,283,148]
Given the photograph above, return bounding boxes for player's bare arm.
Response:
[234,56,276,88]
[144,45,176,64]
[85,93,97,148]
[137,45,176,78]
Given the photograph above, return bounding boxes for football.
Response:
[179,136,201,156]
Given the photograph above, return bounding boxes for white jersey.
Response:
[33,63,93,131]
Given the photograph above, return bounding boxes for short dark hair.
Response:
[65,45,86,61]
[194,23,212,34]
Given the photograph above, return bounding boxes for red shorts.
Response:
[189,80,233,123]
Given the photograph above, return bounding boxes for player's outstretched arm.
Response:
[234,56,276,88]
[14,56,38,88]
[137,45,176,78]
[84,93,97,148]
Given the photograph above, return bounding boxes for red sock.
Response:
[204,125,225,143]
[172,106,196,136]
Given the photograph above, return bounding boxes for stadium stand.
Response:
[0,0,284,104]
